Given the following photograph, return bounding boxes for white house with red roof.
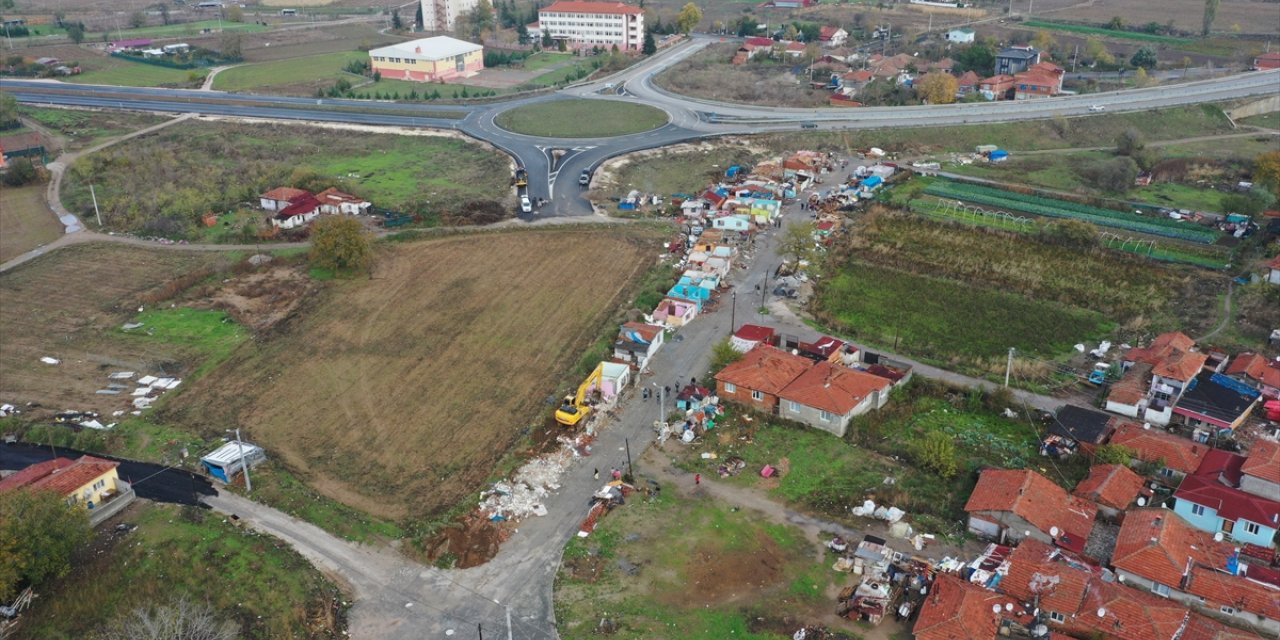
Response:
[1172,449,1280,549]
[776,361,892,437]
[964,468,1099,556]
[818,26,847,47]
[1241,439,1280,500]
[259,186,310,212]
[537,1,644,51]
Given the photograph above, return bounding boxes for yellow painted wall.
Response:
[65,468,120,509]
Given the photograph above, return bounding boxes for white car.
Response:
[1088,104,1106,113]
[520,195,533,213]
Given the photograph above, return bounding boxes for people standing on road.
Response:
[594,468,599,480]
[612,468,622,481]
[694,473,701,485]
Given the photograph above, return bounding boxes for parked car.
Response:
[520,195,532,213]
[801,122,818,129]
[1088,104,1105,112]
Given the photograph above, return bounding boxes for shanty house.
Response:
[964,468,1098,555]
[1072,463,1146,520]
[1172,449,1280,548]
[776,361,893,437]
[650,297,697,328]
[1108,422,1208,485]
[714,345,811,414]
[0,455,133,525]
[1173,371,1261,433]
[271,193,322,229]
[200,440,267,484]
[598,362,630,402]
[712,214,751,233]
[730,324,777,353]
[315,187,371,215]
[1045,404,1116,456]
[1240,440,1280,500]
[1225,352,1280,399]
[260,186,309,211]
[613,322,664,370]
[912,574,1009,640]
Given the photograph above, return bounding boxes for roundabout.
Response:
[492,98,668,138]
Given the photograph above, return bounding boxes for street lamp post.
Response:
[231,428,252,492]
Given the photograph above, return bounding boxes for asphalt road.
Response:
[0,442,216,506]
[5,38,1278,216]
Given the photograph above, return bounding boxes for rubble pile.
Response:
[478,432,593,521]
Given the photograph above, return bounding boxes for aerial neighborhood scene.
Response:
[3,0,1280,636]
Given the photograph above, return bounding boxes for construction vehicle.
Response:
[514,168,528,188]
[555,363,602,426]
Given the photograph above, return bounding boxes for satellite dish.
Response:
[1005,603,1014,612]
[1137,497,1147,506]
[1050,526,1061,537]
[1214,532,1224,542]
[992,605,1002,614]
[1097,608,1107,618]
[1143,423,1151,430]
[1117,574,1125,582]
[1024,530,1032,537]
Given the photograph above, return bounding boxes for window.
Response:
[819,410,833,422]
[1220,605,1236,615]
[1242,521,1261,536]
[1048,611,1065,624]
[724,382,736,394]
[1191,504,1206,516]
[751,390,764,401]
[787,400,800,413]
[1159,467,1175,478]
[1151,583,1170,597]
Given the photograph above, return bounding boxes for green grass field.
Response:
[495,99,668,138]
[1022,20,1192,44]
[349,77,510,99]
[65,59,206,87]
[307,135,510,206]
[519,51,574,71]
[0,185,62,263]
[18,106,171,150]
[212,50,367,92]
[17,502,346,639]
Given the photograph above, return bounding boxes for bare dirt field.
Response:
[0,243,221,418]
[655,43,832,108]
[161,229,663,521]
[1027,0,1280,37]
[0,185,63,263]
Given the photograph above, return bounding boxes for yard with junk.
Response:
[12,500,348,640]
[60,119,512,239]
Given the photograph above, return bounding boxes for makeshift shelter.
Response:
[599,362,631,401]
[200,440,266,483]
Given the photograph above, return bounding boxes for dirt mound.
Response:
[188,265,317,334]
[423,515,510,569]
[671,531,786,606]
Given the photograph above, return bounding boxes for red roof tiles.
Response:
[1226,353,1280,392]
[1242,439,1280,485]
[1073,464,1145,511]
[715,345,811,396]
[965,469,1098,551]
[778,361,891,415]
[1175,450,1280,528]
[1108,422,1208,474]
[0,456,118,497]
[1184,565,1280,621]
[1180,613,1264,640]
[999,539,1091,615]
[0,457,74,492]
[1067,579,1190,640]
[260,187,309,202]
[1112,509,1235,588]
[913,574,1009,640]
[1125,331,1207,382]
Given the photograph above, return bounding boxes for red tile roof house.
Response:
[913,573,1012,640]
[1073,463,1147,521]
[1012,70,1062,99]
[613,322,664,370]
[964,468,1099,556]
[776,361,893,437]
[956,70,981,96]
[1183,563,1280,635]
[998,538,1093,627]
[270,193,322,230]
[1240,439,1280,501]
[1267,255,1280,285]
[315,187,371,215]
[1226,353,1280,399]
[1108,421,1209,486]
[1112,508,1279,636]
[979,74,1016,100]
[1123,332,1210,423]
[1065,578,1203,640]
[714,345,812,415]
[818,26,847,47]
[1254,52,1280,70]
[1171,449,1280,550]
[259,186,310,212]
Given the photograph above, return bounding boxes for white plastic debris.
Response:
[108,371,136,380]
[0,404,15,417]
[40,357,60,365]
[138,375,158,385]
[79,420,106,430]
[132,388,151,397]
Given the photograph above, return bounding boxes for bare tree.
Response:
[97,598,238,640]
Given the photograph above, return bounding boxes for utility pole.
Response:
[234,427,252,492]
[89,184,102,227]
[624,437,633,479]
[477,624,483,640]
[505,606,513,640]
[1027,0,1033,17]
[730,290,737,332]
[1004,347,1015,388]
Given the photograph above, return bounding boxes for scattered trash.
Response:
[121,322,145,331]
[0,404,17,417]
[108,371,135,380]
[40,357,60,365]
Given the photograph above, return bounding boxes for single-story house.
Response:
[1241,439,1280,500]
[913,574,1010,640]
[818,26,847,47]
[1172,371,1261,433]
[613,322,664,370]
[782,41,806,58]
[730,324,778,353]
[1172,449,1280,548]
[964,468,1098,555]
[979,74,1015,100]
[1046,404,1116,455]
[712,214,751,233]
[997,538,1092,627]
[1225,352,1280,399]
[271,193,322,229]
[1123,331,1208,409]
[667,277,715,305]
[796,335,847,364]
[1254,52,1280,70]
[200,440,267,484]
[1108,421,1208,485]
[1106,361,1153,419]
[315,187,371,215]
[776,361,893,437]
[650,297,698,328]
[714,345,812,415]
[956,70,980,96]
[598,361,630,402]
[1072,463,1146,520]
[0,455,127,516]
[259,186,309,211]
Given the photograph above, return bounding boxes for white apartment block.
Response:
[420,0,479,33]
[538,1,645,51]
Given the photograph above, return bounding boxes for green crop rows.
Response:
[1022,20,1192,44]
[922,181,1222,244]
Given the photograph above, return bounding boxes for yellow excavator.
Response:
[555,363,603,427]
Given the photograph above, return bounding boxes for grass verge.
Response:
[0,184,62,263]
[495,99,668,138]
[212,50,367,93]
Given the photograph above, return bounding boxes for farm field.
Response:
[211,50,367,93]
[1021,0,1280,37]
[1021,20,1192,44]
[813,209,1217,367]
[64,59,207,88]
[495,99,668,138]
[17,501,346,640]
[62,120,512,237]
[0,185,63,263]
[0,242,227,419]
[160,229,663,522]
[18,106,172,151]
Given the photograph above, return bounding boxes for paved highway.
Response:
[4,37,1278,217]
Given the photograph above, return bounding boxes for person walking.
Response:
[694,473,701,485]
[593,468,599,480]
